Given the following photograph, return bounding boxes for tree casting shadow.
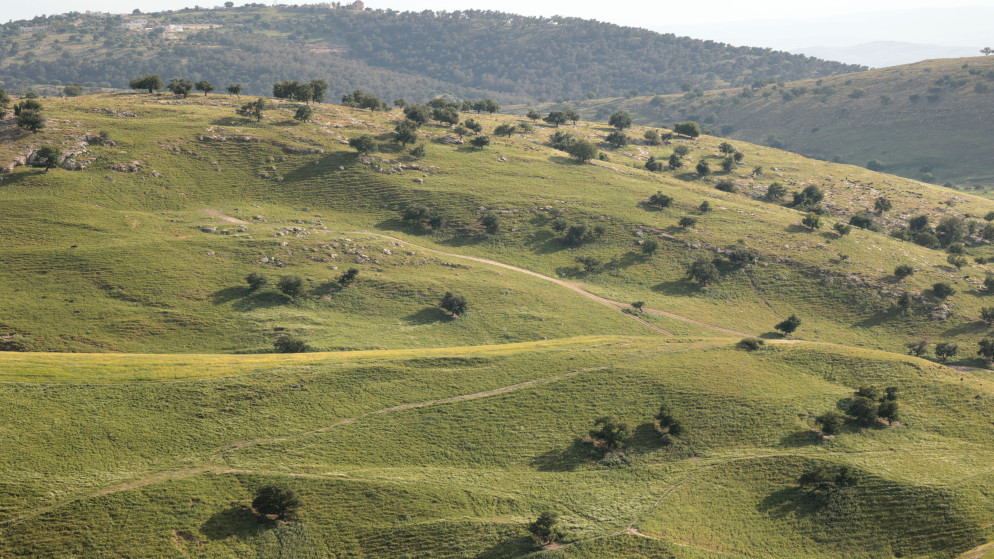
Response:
[201,505,271,540]
[404,307,453,325]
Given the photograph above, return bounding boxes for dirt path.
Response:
[959,541,994,559]
[2,366,606,529]
[203,209,249,224]
[221,366,606,454]
[350,232,750,338]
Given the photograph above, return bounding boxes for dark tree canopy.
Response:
[775,314,801,335]
[608,110,633,130]
[167,77,194,97]
[129,74,163,93]
[252,484,301,520]
[440,292,468,316]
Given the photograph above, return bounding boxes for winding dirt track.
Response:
[2,367,607,529]
[350,231,749,338]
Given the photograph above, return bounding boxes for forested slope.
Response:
[0,5,864,101]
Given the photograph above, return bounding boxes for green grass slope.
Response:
[3,91,994,556]
[4,92,994,359]
[518,56,994,189]
[3,338,994,557]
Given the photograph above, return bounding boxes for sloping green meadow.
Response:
[3,93,994,556]
[3,338,994,557]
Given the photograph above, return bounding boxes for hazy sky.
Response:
[10,0,993,26]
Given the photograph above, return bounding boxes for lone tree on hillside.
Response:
[273,335,311,353]
[815,410,844,436]
[589,415,630,451]
[129,73,163,93]
[63,83,84,97]
[544,111,568,127]
[674,121,701,138]
[931,282,955,300]
[775,314,801,336]
[470,135,491,150]
[236,98,266,121]
[479,212,500,235]
[246,272,267,290]
[894,264,914,280]
[526,109,541,121]
[293,105,313,122]
[874,197,893,213]
[565,139,598,163]
[934,342,958,362]
[194,79,214,96]
[606,131,629,148]
[687,255,719,287]
[167,77,193,97]
[655,402,684,439]
[33,146,61,169]
[801,213,822,230]
[982,47,993,55]
[440,292,468,316]
[527,512,564,546]
[608,110,633,130]
[226,83,242,97]
[979,337,994,363]
[494,123,516,137]
[277,275,304,298]
[394,119,419,146]
[338,267,359,287]
[252,484,300,521]
[16,109,44,133]
[349,135,376,155]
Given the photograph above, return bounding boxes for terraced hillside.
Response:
[2,91,994,556]
[518,56,994,189]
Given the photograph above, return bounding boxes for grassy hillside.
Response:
[5,92,994,357]
[3,91,994,556]
[517,56,994,189]
[3,338,994,557]
[0,5,862,101]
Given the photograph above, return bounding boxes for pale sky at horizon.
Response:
[8,0,993,27]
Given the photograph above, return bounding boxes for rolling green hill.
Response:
[0,5,862,101]
[3,91,994,556]
[517,56,994,189]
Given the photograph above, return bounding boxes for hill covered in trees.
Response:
[0,4,864,102]
[522,55,994,190]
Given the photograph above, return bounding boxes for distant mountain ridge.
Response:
[791,41,981,68]
[0,5,864,101]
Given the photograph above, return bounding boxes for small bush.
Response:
[736,338,765,351]
[246,272,267,290]
[894,265,914,279]
[715,180,736,193]
[273,336,311,354]
[931,282,955,299]
[277,275,304,298]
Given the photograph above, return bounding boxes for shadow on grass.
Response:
[405,307,453,325]
[211,116,256,126]
[756,487,811,520]
[201,505,271,540]
[211,286,250,304]
[852,308,895,329]
[940,320,990,338]
[780,430,823,448]
[651,280,696,296]
[230,290,290,311]
[477,536,536,558]
[530,437,601,472]
[785,224,815,233]
[758,331,785,339]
